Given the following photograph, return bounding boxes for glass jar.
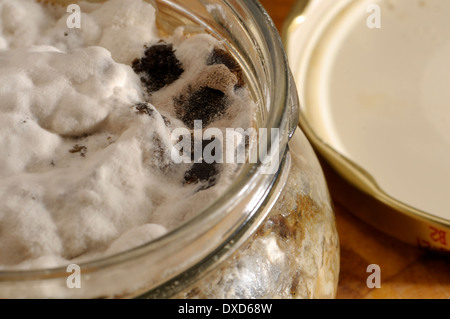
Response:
[0,0,339,298]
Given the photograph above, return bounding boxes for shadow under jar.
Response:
[0,0,339,298]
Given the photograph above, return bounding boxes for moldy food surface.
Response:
[0,0,255,269]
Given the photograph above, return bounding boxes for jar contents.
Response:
[0,0,256,269]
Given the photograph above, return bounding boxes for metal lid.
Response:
[283,0,450,252]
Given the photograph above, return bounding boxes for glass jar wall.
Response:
[0,0,339,298]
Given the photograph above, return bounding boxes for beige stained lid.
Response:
[283,0,450,252]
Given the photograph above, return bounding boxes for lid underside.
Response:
[291,0,450,221]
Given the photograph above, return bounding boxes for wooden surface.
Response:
[258,0,450,299]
